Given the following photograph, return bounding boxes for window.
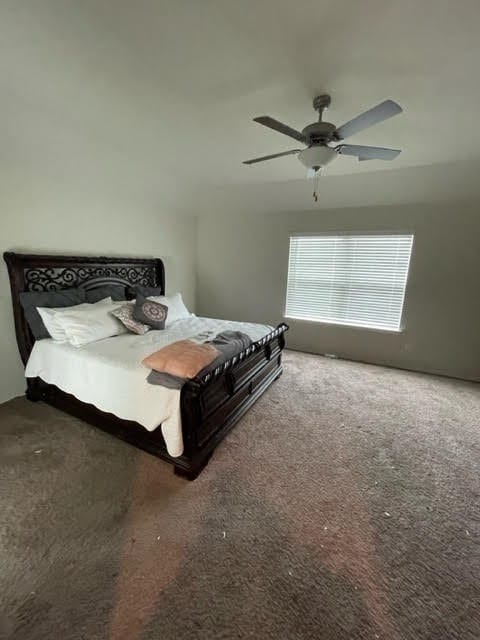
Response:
[285,234,413,331]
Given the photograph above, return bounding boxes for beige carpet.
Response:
[0,350,479,640]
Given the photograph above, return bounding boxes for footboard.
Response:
[174,323,288,478]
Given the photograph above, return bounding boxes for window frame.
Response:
[283,231,414,333]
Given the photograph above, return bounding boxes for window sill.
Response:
[284,315,404,334]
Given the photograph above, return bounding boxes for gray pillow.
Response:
[133,294,168,330]
[129,285,164,298]
[85,285,126,303]
[20,288,86,340]
[147,369,185,389]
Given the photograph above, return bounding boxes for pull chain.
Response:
[313,167,321,202]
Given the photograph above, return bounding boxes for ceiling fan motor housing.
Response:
[302,121,336,145]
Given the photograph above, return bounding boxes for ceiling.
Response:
[2,0,480,213]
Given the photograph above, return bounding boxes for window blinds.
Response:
[285,234,413,331]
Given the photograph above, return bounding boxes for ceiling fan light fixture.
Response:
[298,146,337,169]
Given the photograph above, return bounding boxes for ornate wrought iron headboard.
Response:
[3,252,165,365]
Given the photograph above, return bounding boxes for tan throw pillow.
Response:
[111,304,150,335]
[142,340,220,379]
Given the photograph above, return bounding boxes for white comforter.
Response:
[25,316,273,457]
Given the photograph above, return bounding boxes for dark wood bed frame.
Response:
[4,252,288,479]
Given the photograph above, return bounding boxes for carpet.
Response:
[0,350,479,640]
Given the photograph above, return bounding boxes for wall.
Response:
[0,0,206,403]
[0,180,197,402]
[197,202,480,382]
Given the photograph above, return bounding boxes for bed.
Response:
[4,252,288,479]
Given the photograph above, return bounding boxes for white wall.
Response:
[197,202,480,382]
[0,179,196,402]
[0,4,202,404]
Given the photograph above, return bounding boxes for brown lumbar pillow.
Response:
[142,340,220,379]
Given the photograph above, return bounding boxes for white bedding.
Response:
[25,316,273,457]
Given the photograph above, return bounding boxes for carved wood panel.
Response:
[24,264,156,291]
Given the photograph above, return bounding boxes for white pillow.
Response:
[147,292,191,327]
[37,297,114,342]
[55,299,128,347]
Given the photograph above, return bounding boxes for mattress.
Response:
[25,316,273,457]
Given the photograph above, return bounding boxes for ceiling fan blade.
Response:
[253,116,306,143]
[243,149,302,165]
[336,144,401,161]
[334,100,402,140]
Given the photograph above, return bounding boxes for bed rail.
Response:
[190,323,288,387]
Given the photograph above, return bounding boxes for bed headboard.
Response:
[3,252,165,365]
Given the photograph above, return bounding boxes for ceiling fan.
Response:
[243,94,403,200]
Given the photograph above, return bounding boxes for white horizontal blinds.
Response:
[286,234,413,331]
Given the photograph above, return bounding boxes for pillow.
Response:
[111,303,150,335]
[129,285,164,298]
[142,340,220,379]
[146,369,185,390]
[37,297,113,341]
[147,292,191,327]
[85,285,126,303]
[20,288,86,340]
[133,294,168,330]
[55,300,128,347]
